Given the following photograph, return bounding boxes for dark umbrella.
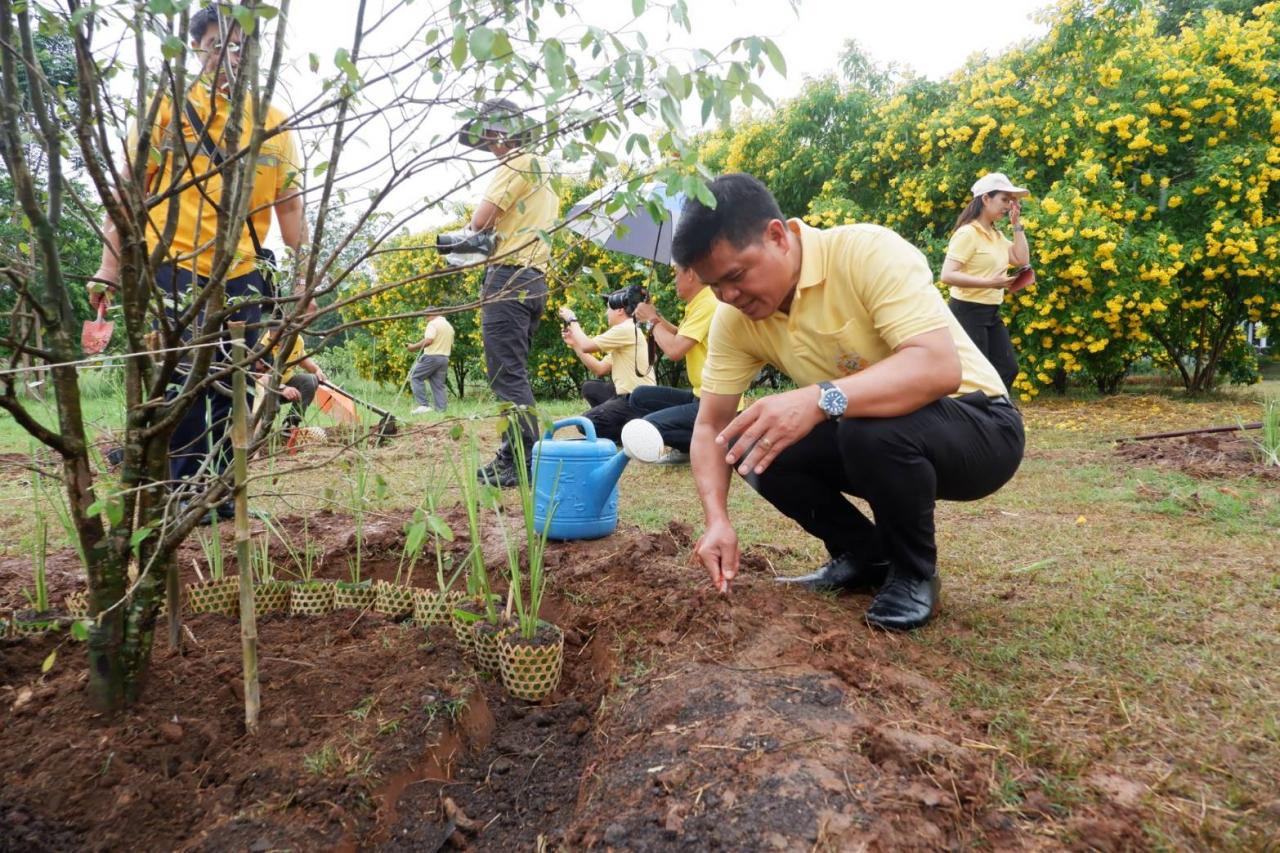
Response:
[565,181,685,265]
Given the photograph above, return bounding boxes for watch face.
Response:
[820,386,845,416]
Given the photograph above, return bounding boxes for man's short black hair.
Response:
[190,4,227,43]
[672,173,784,267]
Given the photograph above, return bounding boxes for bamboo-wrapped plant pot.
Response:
[472,618,514,674]
[187,577,240,616]
[374,580,416,619]
[254,581,291,613]
[450,598,488,656]
[414,589,461,627]
[334,580,375,611]
[11,609,63,638]
[64,590,89,619]
[499,623,565,702]
[289,580,334,616]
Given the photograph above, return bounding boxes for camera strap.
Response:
[183,100,268,261]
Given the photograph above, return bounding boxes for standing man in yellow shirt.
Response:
[406,313,454,414]
[558,293,656,443]
[675,174,1024,631]
[940,172,1032,391]
[458,98,559,488]
[626,264,717,464]
[88,4,306,521]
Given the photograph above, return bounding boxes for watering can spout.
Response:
[586,449,630,512]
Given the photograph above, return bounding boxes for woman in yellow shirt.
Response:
[940,173,1031,391]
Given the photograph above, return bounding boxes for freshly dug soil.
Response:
[1116,431,1280,481]
[0,511,1146,850]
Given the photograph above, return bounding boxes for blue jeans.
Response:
[630,385,699,452]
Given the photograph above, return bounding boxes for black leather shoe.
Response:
[476,457,521,489]
[864,571,940,631]
[776,553,891,593]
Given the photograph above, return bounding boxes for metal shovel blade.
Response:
[81,302,115,355]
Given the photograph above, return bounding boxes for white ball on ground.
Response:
[621,419,664,463]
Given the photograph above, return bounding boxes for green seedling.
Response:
[194,526,226,582]
[504,418,557,641]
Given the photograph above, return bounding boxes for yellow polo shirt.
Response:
[676,286,717,397]
[483,151,558,271]
[279,335,306,383]
[593,318,655,395]
[701,220,1006,399]
[133,82,301,279]
[422,316,454,356]
[945,221,1013,306]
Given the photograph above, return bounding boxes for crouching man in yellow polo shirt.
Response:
[675,174,1024,630]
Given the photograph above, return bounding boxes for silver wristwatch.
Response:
[817,381,846,419]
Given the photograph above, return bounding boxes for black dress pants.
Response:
[746,392,1024,581]
[948,298,1019,391]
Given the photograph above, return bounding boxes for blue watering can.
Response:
[532,417,633,540]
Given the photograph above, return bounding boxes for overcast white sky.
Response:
[259,0,1048,243]
[115,0,1046,247]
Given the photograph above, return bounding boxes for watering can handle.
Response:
[544,416,598,442]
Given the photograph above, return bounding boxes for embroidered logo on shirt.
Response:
[837,352,868,375]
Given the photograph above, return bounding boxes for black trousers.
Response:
[949,298,1019,391]
[481,265,547,459]
[161,264,266,486]
[631,385,699,452]
[746,392,1024,581]
[578,380,638,444]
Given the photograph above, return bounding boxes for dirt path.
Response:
[0,514,1146,850]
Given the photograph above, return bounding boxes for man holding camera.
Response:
[558,286,656,444]
[675,174,1023,631]
[457,98,559,488]
[626,263,716,464]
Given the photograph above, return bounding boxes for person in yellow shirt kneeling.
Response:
[558,289,656,444]
[625,264,717,465]
[675,174,1024,631]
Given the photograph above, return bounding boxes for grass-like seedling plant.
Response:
[504,420,556,641]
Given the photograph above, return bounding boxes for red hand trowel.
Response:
[82,301,115,355]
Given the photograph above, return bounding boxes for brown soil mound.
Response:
[0,513,1144,850]
[1116,431,1279,481]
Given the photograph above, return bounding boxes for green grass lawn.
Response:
[0,368,1276,846]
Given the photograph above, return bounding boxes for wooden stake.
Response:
[230,323,260,735]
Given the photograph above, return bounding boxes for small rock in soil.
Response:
[490,756,515,775]
[603,822,627,846]
[568,716,590,736]
[158,722,184,743]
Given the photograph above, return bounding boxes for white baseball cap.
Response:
[971,172,1029,198]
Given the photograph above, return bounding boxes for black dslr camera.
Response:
[435,229,497,263]
[603,283,649,316]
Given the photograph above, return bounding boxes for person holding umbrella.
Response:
[458,98,559,488]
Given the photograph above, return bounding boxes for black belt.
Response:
[989,395,1014,407]
[491,263,543,274]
